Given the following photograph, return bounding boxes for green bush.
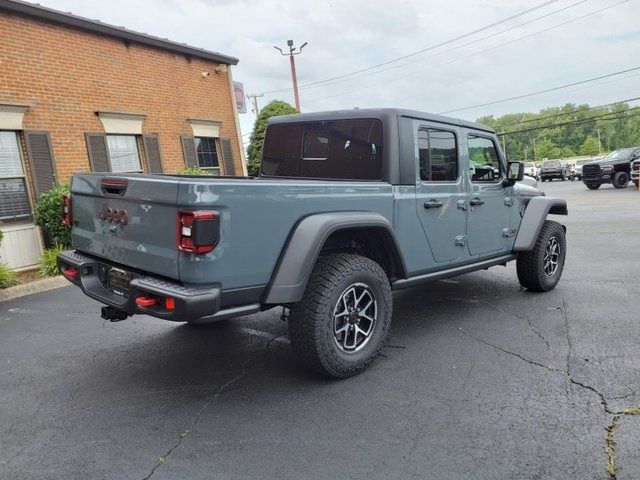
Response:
[37,245,65,278]
[35,184,71,248]
[247,100,298,176]
[0,263,17,289]
[177,167,212,176]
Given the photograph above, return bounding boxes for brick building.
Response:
[0,0,244,269]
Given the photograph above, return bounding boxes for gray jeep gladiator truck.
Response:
[58,109,568,378]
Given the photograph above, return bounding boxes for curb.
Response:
[0,276,69,303]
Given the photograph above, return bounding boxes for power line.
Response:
[501,96,640,126]
[295,0,586,94]
[499,106,640,135]
[261,0,563,95]
[304,0,629,105]
[439,65,640,115]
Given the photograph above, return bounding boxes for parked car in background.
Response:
[573,158,598,180]
[582,147,640,189]
[57,108,568,378]
[523,162,539,180]
[540,159,570,181]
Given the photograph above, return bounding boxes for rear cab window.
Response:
[261,119,383,180]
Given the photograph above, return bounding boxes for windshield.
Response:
[542,160,559,167]
[525,162,535,167]
[576,159,592,165]
[601,148,633,162]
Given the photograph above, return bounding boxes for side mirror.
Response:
[506,161,524,185]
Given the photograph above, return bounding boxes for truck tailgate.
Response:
[71,174,180,279]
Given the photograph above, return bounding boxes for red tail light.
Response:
[62,194,72,226]
[135,296,157,308]
[177,211,219,254]
[62,266,78,280]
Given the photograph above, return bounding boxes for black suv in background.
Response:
[582,147,640,189]
[540,160,570,182]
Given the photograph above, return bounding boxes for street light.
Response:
[273,40,307,111]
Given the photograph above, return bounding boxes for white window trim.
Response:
[188,118,222,138]
[97,111,146,135]
[0,104,29,130]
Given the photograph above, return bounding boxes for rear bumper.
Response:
[58,250,228,322]
[540,171,564,178]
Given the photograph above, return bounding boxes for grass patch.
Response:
[37,246,65,278]
[0,263,18,289]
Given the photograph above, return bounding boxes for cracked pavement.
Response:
[1,181,639,479]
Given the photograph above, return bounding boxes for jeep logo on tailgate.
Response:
[99,203,128,225]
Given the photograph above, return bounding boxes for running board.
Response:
[392,254,516,290]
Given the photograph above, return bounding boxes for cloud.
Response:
[35,0,640,137]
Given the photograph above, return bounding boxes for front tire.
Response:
[586,183,600,190]
[517,220,566,292]
[613,171,629,189]
[288,253,392,378]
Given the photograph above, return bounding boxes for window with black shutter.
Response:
[220,138,236,176]
[0,131,32,223]
[143,135,163,173]
[24,131,57,196]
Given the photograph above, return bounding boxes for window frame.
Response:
[417,127,460,184]
[105,134,143,173]
[467,133,505,184]
[0,130,33,224]
[259,119,385,182]
[194,136,221,174]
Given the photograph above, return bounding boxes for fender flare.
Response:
[513,196,568,251]
[263,211,406,304]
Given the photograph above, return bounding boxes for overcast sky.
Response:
[37,0,640,144]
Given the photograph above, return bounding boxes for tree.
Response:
[580,136,600,156]
[536,139,560,160]
[246,100,298,176]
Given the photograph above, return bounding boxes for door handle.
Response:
[424,199,443,209]
[470,197,485,206]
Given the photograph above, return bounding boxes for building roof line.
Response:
[0,0,239,65]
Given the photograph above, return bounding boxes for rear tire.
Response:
[613,171,629,189]
[288,253,392,378]
[586,183,600,190]
[517,220,566,292]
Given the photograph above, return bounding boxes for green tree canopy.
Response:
[477,101,640,162]
[246,100,298,176]
[580,136,600,156]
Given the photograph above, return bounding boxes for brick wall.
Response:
[0,11,244,184]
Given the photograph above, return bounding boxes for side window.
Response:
[468,135,502,182]
[106,135,142,172]
[0,131,32,223]
[418,129,458,181]
[194,137,220,174]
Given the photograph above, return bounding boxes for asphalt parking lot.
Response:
[1,180,639,480]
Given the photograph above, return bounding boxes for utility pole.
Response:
[532,138,537,162]
[246,93,263,115]
[597,128,603,154]
[274,40,307,111]
[501,131,507,159]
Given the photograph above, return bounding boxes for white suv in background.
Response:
[524,162,539,180]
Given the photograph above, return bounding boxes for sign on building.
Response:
[233,81,247,114]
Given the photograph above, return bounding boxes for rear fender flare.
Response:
[263,212,406,304]
[513,196,568,251]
